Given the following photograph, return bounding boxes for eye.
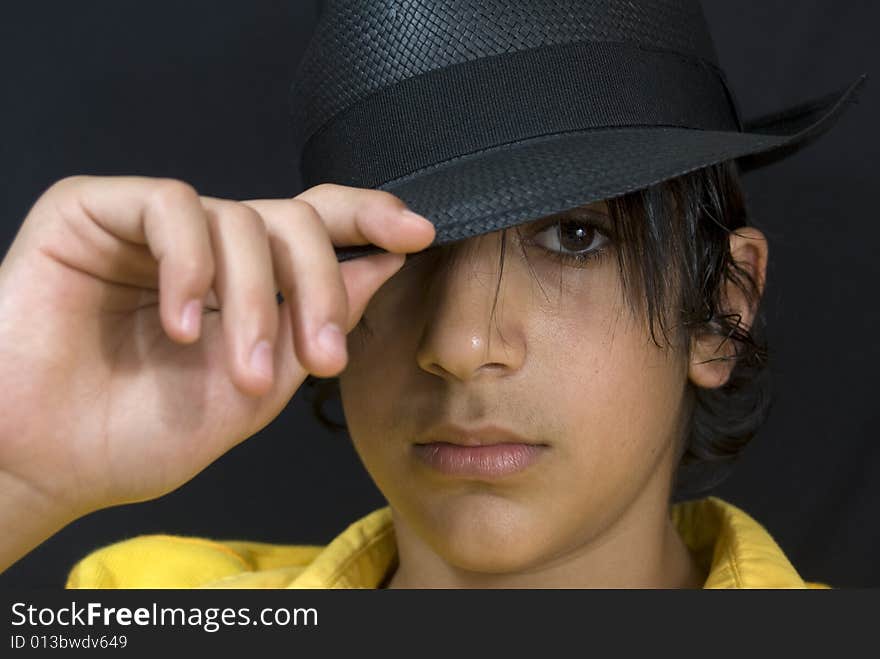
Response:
[528,218,611,265]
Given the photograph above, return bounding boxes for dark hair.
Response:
[304,160,770,502]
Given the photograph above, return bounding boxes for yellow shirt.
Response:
[65,496,828,589]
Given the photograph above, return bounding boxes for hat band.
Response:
[300,40,742,189]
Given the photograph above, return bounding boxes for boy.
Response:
[0,0,865,587]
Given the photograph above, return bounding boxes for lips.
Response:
[412,423,548,478]
[416,422,543,447]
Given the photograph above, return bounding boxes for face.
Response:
[337,200,693,573]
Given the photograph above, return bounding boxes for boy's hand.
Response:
[0,176,434,527]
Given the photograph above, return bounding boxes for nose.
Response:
[415,232,527,383]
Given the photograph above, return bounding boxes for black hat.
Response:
[290,0,867,262]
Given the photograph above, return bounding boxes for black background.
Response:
[0,1,877,587]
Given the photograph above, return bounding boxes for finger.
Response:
[255,199,350,378]
[201,198,279,395]
[245,184,435,253]
[46,175,216,345]
[338,251,407,332]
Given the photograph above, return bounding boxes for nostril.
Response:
[421,362,455,380]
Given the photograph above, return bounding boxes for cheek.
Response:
[337,299,417,479]
[529,264,688,502]
[338,333,403,441]
[552,340,686,476]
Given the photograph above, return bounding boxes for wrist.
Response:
[0,469,85,574]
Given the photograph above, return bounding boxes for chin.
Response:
[420,494,549,574]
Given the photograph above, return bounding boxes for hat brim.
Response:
[334,74,867,262]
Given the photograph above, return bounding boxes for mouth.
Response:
[412,423,549,479]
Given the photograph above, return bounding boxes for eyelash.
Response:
[523,218,613,267]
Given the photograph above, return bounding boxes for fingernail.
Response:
[249,340,274,380]
[317,323,345,358]
[400,209,433,229]
[180,299,202,337]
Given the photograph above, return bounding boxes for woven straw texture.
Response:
[292,0,719,148]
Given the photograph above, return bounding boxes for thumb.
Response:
[339,252,406,332]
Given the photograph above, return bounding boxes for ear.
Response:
[688,226,769,389]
